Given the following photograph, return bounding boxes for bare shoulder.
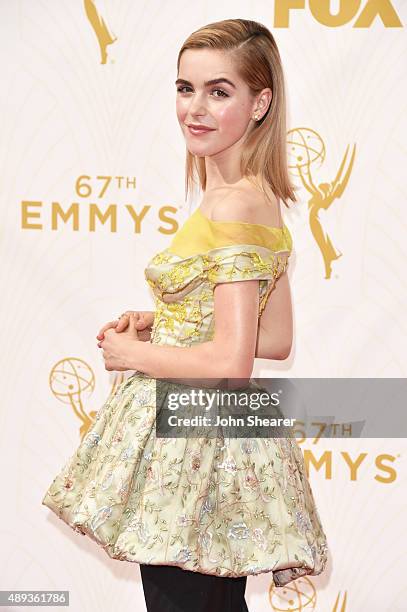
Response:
[210,188,256,223]
[204,181,282,227]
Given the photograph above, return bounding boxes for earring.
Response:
[253,112,261,121]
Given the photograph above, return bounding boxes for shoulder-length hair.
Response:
[177,18,298,209]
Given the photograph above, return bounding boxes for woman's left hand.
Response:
[98,313,141,371]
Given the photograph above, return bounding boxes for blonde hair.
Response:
[177,18,299,208]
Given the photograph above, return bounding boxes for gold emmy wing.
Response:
[42,207,328,587]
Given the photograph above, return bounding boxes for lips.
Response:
[187,125,215,135]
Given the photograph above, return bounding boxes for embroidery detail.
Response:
[42,231,329,585]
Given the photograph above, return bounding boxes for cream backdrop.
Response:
[1,1,406,611]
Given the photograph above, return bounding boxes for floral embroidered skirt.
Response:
[41,373,328,587]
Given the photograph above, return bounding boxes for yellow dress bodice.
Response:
[144,207,293,347]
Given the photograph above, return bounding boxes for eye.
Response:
[176,86,229,98]
[212,88,228,98]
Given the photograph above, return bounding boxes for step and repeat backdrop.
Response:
[1,2,406,611]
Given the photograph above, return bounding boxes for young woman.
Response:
[42,18,328,612]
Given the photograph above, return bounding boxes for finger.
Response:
[137,313,154,329]
[97,321,118,339]
[135,315,148,328]
[121,311,141,324]
[125,313,144,329]
[96,320,118,339]
[116,315,130,332]
[142,311,155,326]
[96,328,106,340]
[129,313,140,332]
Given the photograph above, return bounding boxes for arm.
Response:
[255,271,293,360]
[124,279,260,379]
[209,191,293,360]
[123,195,290,375]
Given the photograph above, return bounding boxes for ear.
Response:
[254,88,273,118]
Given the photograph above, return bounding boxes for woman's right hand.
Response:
[96,311,155,346]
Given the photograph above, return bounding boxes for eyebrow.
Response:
[175,77,236,89]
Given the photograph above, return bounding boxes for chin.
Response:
[186,145,208,156]
[185,141,218,155]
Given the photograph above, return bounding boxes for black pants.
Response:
[139,563,249,612]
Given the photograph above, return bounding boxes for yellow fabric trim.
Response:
[168,207,292,258]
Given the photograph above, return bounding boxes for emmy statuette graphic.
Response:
[288,128,356,279]
[83,0,117,64]
[49,357,124,440]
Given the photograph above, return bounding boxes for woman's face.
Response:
[176,48,259,158]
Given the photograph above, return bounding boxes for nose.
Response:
[186,90,208,117]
